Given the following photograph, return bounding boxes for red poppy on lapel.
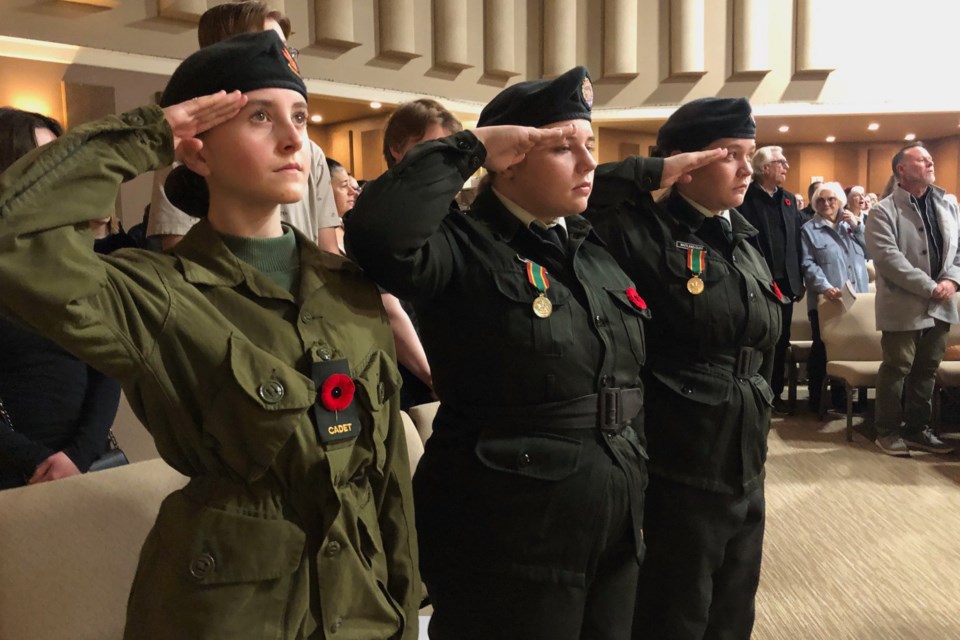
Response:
[626,287,648,310]
[320,373,355,412]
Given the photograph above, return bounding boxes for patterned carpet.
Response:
[756,406,960,640]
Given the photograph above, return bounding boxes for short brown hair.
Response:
[891,141,925,178]
[382,99,462,168]
[198,2,291,48]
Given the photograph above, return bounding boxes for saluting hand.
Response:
[661,148,727,188]
[472,124,572,173]
[162,90,247,162]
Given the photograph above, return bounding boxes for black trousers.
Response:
[633,476,765,640]
[415,427,646,640]
[771,278,793,398]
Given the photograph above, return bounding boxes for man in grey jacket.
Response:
[865,142,958,456]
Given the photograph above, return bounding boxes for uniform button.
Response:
[918,226,925,232]
[457,138,472,150]
[681,385,694,395]
[324,541,341,557]
[594,314,604,325]
[519,452,532,466]
[258,380,285,404]
[732,255,738,262]
[330,617,343,633]
[748,292,756,301]
[921,249,928,255]
[600,375,611,386]
[377,381,386,403]
[189,552,216,580]
[300,311,313,323]
[318,345,333,360]
[125,114,144,126]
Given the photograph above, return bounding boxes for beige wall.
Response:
[309,114,391,181]
[780,137,960,199]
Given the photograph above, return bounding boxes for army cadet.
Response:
[586,98,785,640]
[346,67,717,640]
[0,31,418,639]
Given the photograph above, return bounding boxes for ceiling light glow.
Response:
[778,125,790,133]
[904,133,916,141]
[310,114,323,123]
[867,123,879,131]
[370,101,382,109]
[825,135,836,143]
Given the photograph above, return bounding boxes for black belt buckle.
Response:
[735,347,756,380]
[598,388,626,435]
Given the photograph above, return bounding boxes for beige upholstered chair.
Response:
[407,401,440,444]
[787,300,813,413]
[0,460,187,640]
[933,323,960,432]
[818,292,883,441]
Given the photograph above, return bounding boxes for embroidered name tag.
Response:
[676,241,705,251]
[311,359,362,445]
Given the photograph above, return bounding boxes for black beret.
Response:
[160,30,307,108]
[478,66,593,128]
[654,97,755,156]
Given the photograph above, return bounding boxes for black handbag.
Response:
[88,431,129,472]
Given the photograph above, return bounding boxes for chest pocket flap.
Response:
[204,334,315,481]
[492,269,572,307]
[353,349,402,475]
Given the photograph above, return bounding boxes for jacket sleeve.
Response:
[344,131,484,302]
[0,425,54,479]
[800,228,833,294]
[864,203,937,298]
[61,367,122,472]
[941,199,960,286]
[590,157,665,207]
[0,106,176,382]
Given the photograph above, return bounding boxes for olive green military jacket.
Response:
[588,160,784,495]
[0,106,419,640]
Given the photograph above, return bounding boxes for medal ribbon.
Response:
[526,261,550,295]
[686,247,706,276]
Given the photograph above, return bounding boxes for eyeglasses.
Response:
[769,159,789,168]
[815,197,838,204]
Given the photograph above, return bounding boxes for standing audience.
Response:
[737,145,805,414]
[866,142,959,456]
[800,182,869,412]
[0,107,121,490]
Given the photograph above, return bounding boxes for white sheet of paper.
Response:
[841,280,857,311]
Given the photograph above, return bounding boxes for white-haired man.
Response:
[737,146,805,413]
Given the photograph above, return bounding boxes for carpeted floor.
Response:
[755,404,960,640]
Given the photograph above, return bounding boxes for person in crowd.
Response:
[800,182,869,412]
[845,184,870,259]
[865,191,879,209]
[587,97,784,640]
[799,180,821,224]
[795,193,805,211]
[737,145,805,414]
[0,107,122,490]
[0,31,418,638]
[866,142,959,456]
[347,66,713,640]
[326,157,360,249]
[146,1,341,253]
[328,152,435,410]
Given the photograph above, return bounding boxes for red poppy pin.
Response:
[626,287,647,310]
[320,373,355,412]
[784,197,792,207]
[772,281,784,300]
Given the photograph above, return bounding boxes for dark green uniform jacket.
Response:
[587,158,784,495]
[345,132,649,583]
[0,106,419,640]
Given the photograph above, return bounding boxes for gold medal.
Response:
[687,275,705,295]
[532,294,553,318]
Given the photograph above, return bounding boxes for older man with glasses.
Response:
[737,146,806,414]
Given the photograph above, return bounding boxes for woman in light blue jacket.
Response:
[801,181,870,411]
